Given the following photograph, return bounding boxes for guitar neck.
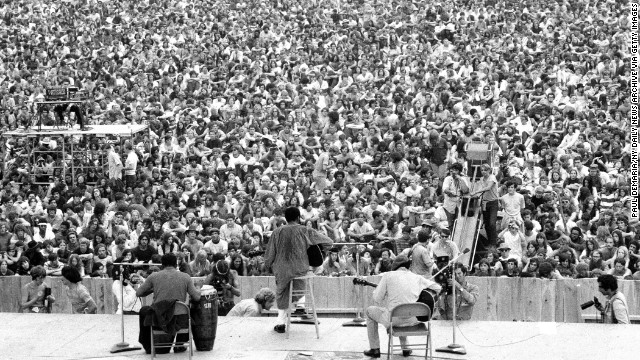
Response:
[353,278,378,288]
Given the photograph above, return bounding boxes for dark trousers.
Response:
[138,306,190,354]
[444,207,458,232]
[125,174,136,189]
[482,200,499,246]
[217,301,235,316]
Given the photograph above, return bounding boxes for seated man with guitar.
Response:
[359,254,441,358]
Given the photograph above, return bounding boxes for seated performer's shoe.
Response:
[363,348,381,358]
[402,349,413,357]
[274,324,286,333]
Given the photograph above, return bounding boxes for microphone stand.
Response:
[109,262,161,353]
[332,242,369,327]
[343,246,365,327]
[435,249,469,356]
[110,263,142,353]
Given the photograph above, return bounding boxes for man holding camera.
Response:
[595,274,629,324]
[203,257,241,316]
[435,262,479,321]
[441,163,470,230]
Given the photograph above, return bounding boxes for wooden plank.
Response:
[522,278,542,322]
[311,276,330,309]
[513,277,527,321]
[95,279,106,314]
[561,280,580,323]
[103,279,115,314]
[554,280,564,322]
[495,277,516,321]
[0,277,21,312]
[344,276,362,309]
[469,277,488,321]
[484,277,498,321]
[620,280,639,318]
[540,279,556,322]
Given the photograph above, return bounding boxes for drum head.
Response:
[201,285,217,296]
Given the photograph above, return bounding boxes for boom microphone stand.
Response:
[435,249,470,356]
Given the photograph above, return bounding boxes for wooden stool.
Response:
[286,275,319,339]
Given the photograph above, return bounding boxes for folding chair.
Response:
[387,303,433,360]
[150,301,193,359]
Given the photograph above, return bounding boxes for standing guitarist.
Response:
[364,255,442,358]
[435,262,479,321]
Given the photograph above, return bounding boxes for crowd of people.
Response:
[0,0,638,300]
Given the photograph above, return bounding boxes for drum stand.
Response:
[110,264,142,353]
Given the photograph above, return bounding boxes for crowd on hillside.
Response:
[0,0,637,285]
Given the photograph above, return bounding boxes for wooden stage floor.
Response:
[0,314,634,360]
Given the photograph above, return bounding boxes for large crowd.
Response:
[0,0,637,291]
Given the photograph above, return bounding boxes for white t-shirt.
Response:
[124,152,138,176]
[501,192,525,218]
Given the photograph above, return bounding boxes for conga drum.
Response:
[192,285,218,351]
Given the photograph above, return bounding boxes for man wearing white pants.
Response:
[364,255,441,358]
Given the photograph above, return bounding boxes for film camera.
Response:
[581,297,602,311]
[114,265,140,284]
[435,256,454,295]
[209,275,229,293]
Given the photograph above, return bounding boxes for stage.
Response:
[0,314,634,360]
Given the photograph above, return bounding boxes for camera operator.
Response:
[203,255,240,316]
[595,274,629,324]
[441,163,470,230]
[112,263,143,315]
[431,229,459,261]
[436,263,479,321]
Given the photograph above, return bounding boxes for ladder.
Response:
[450,141,495,267]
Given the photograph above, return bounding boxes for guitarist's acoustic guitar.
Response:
[352,277,439,321]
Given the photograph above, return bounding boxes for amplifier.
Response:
[45,87,68,101]
[45,87,83,101]
[69,89,88,100]
[67,87,79,98]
